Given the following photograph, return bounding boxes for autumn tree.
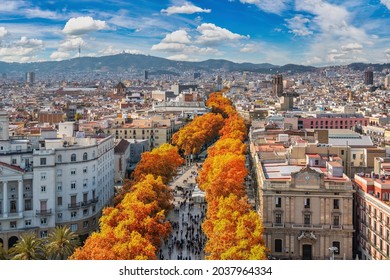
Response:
[207,138,246,157]
[132,143,184,184]
[219,113,247,141]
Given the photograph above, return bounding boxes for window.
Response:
[275,213,282,224]
[10,201,16,213]
[71,169,76,175]
[57,197,62,206]
[40,158,47,165]
[25,219,31,226]
[10,221,17,228]
[57,169,62,177]
[71,224,78,232]
[24,199,32,211]
[41,186,46,192]
[304,214,311,225]
[41,172,46,180]
[304,198,310,208]
[40,218,47,225]
[40,231,48,238]
[332,241,340,255]
[83,179,88,188]
[71,182,76,189]
[57,182,62,191]
[275,197,281,208]
[341,150,344,155]
[83,152,88,161]
[71,211,77,218]
[57,154,62,162]
[334,199,339,209]
[275,239,283,253]
[83,209,89,216]
[57,213,62,219]
[333,215,340,226]
[71,154,76,162]
[92,218,96,225]
[11,158,16,165]
[83,221,89,228]
[83,167,87,173]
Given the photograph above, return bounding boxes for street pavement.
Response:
[158,162,207,260]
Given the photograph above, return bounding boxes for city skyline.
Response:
[0,0,389,66]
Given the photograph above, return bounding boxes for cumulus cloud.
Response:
[24,8,62,20]
[17,36,44,48]
[285,15,313,36]
[161,2,211,15]
[196,23,247,45]
[0,0,24,13]
[341,43,363,52]
[162,30,191,44]
[59,37,85,51]
[239,0,289,15]
[63,16,108,35]
[167,54,199,61]
[0,27,8,38]
[50,51,71,60]
[381,0,390,9]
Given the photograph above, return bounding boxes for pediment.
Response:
[0,163,24,177]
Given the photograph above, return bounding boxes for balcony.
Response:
[36,209,52,216]
[68,202,81,209]
[273,223,285,228]
[292,224,324,229]
[331,225,343,230]
[81,197,99,207]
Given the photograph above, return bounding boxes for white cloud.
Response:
[0,27,8,38]
[17,36,44,48]
[196,23,247,45]
[341,43,363,51]
[59,37,85,51]
[63,16,108,35]
[0,0,25,13]
[381,0,390,9]
[50,51,71,60]
[24,8,62,20]
[239,0,289,15]
[161,2,211,15]
[167,54,199,61]
[151,42,187,52]
[240,44,258,53]
[162,30,191,44]
[285,15,313,36]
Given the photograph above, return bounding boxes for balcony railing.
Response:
[68,202,81,209]
[36,209,52,216]
[273,223,285,228]
[81,197,99,207]
[331,225,343,230]
[292,224,324,229]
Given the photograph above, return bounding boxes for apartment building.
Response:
[0,112,115,250]
[353,157,390,260]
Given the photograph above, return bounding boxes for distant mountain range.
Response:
[0,53,389,76]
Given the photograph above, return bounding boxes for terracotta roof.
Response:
[114,139,130,154]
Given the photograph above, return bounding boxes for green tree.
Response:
[46,226,80,260]
[9,232,46,260]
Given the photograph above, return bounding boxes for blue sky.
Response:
[0,0,389,66]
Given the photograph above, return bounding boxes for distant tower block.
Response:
[25,71,35,84]
[272,74,283,97]
[144,70,149,80]
[0,111,10,141]
[364,69,373,85]
[348,91,353,102]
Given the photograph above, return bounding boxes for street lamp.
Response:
[329,246,338,260]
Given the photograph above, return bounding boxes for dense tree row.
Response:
[172,113,224,156]
[199,91,268,260]
[70,144,183,260]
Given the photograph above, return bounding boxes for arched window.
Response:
[71,154,76,162]
[83,152,88,161]
[57,154,62,163]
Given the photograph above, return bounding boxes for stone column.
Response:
[18,180,23,214]
[3,181,7,217]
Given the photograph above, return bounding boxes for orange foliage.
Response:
[207,138,246,157]
[219,113,247,141]
[198,153,247,200]
[172,113,224,155]
[132,144,184,184]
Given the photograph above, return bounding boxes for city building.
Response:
[353,157,390,260]
[253,149,355,260]
[25,72,35,84]
[364,70,374,85]
[273,74,283,97]
[0,112,115,249]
